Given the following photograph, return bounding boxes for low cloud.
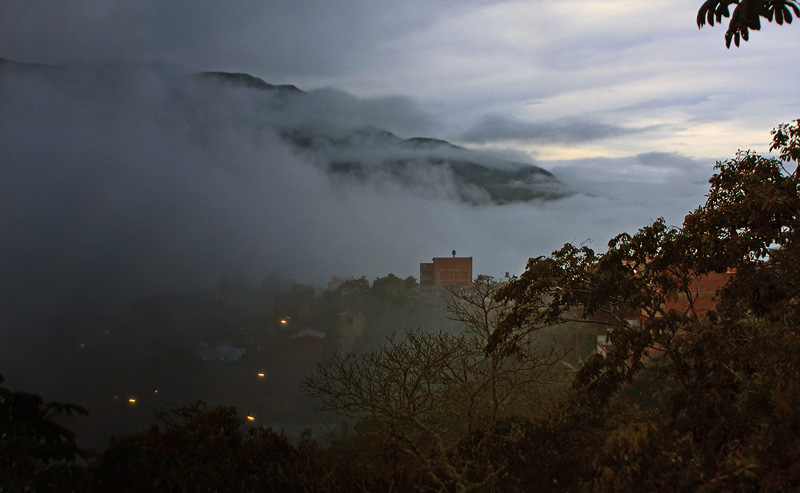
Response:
[281,88,437,138]
[458,115,646,144]
[545,152,715,222]
[0,63,723,447]
[0,62,715,386]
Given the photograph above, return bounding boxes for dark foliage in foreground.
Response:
[697,0,799,47]
[0,375,93,492]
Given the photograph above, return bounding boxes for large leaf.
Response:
[698,0,800,47]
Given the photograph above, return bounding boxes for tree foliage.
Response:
[304,277,562,491]
[318,274,421,323]
[305,329,500,491]
[93,401,318,492]
[697,0,800,47]
[496,119,800,489]
[445,275,562,423]
[0,375,93,492]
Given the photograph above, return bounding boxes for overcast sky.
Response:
[3,0,799,158]
[1,0,799,299]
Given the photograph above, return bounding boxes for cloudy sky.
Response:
[3,0,798,158]
[1,0,799,306]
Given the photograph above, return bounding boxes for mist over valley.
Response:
[0,58,715,445]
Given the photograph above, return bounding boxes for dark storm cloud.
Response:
[458,115,647,144]
[0,0,457,79]
[1,1,333,71]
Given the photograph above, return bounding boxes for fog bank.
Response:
[1,61,714,330]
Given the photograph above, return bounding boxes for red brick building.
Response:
[420,253,473,293]
[664,269,736,317]
[596,269,736,357]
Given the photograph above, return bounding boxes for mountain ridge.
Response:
[0,59,571,205]
[193,69,571,204]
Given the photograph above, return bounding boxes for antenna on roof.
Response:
[452,250,456,258]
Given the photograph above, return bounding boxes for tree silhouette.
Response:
[697,0,800,47]
[0,375,93,491]
[494,121,800,489]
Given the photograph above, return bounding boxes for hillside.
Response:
[198,70,572,205]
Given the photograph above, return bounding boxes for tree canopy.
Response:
[494,119,800,489]
[0,375,92,492]
[697,0,800,47]
[304,276,563,491]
